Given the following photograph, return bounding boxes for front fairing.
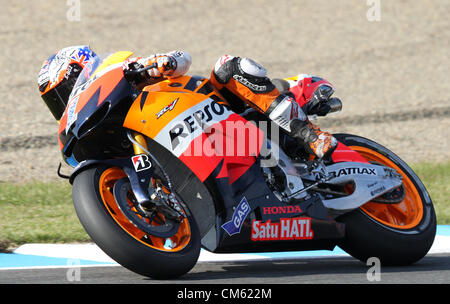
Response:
[58,51,135,166]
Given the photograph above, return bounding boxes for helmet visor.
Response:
[41,77,76,121]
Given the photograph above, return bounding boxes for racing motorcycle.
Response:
[56,51,436,279]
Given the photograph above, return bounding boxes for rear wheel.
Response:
[334,134,436,265]
[72,165,201,279]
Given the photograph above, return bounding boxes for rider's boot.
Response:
[290,119,337,159]
[282,118,336,204]
[265,90,338,160]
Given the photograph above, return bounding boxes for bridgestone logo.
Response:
[233,75,266,91]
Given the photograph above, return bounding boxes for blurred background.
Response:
[0,0,449,182]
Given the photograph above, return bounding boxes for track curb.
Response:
[1,225,449,270]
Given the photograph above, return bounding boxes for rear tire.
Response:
[334,134,436,266]
[72,166,201,279]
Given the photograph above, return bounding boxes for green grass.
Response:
[0,161,448,251]
[411,161,450,224]
[0,181,90,251]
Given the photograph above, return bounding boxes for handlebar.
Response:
[124,63,158,76]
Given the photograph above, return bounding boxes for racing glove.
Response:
[138,51,192,79]
[139,55,178,78]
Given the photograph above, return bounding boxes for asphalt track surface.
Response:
[0,253,449,284]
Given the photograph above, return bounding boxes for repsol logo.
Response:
[169,99,229,150]
[331,167,377,178]
[233,75,267,92]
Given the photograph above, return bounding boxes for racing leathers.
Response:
[123,51,337,159]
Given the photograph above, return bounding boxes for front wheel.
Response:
[72,166,201,279]
[334,134,436,265]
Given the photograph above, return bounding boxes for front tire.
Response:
[72,166,201,279]
[334,134,436,265]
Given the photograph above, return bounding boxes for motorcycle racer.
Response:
[38,47,337,159]
[36,47,436,280]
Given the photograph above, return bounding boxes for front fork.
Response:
[130,131,148,155]
[127,131,184,220]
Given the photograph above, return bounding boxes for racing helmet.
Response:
[38,45,97,120]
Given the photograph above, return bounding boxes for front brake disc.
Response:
[113,178,179,238]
